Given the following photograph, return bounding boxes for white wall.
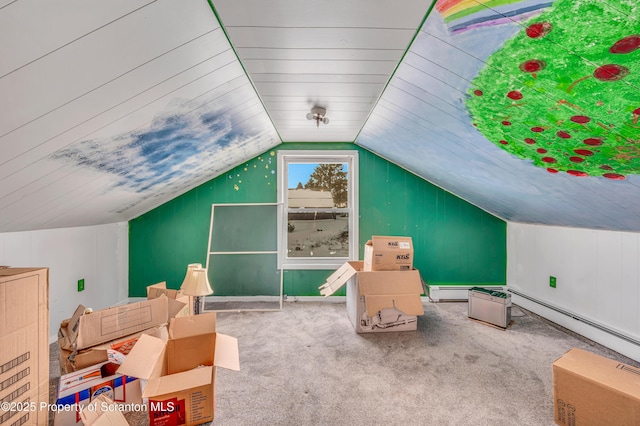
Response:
[0,222,129,344]
[508,222,640,361]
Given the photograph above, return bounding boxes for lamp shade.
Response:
[181,267,213,297]
[181,263,201,289]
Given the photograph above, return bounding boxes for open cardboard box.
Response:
[58,295,180,352]
[552,347,640,425]
[117,312,240,425]
[147,281,191,318]
[320,261,425,333]
[54,360,142,425]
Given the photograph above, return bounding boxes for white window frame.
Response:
[277,150,359,270]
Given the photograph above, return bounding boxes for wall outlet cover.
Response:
[78,278,85,292]
[550,276,556,288]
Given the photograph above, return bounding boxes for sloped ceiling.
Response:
[1,0,639,233]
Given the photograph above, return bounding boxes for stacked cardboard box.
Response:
[0,267,49,426]
[320,236,425,333]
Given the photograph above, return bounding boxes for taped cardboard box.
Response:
[54,361,142,425]
[364,236,414,271]
[320,261,425,333]
[117,312,240,426]
[58,295,179,352]
[0,267,49,426]
[59,325,168,374]
[147,281,191,318]
[552,348,640,426]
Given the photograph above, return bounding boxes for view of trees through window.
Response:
[287,163,349,258]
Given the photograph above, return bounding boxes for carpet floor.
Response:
[49,301,638,425]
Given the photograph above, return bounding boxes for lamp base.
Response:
[193,295,206,315]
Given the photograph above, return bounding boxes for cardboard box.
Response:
[320,261,425,333]
[117,312,240,425]
[59,325,168,374]
[364,236,414,271]
[552,348,640,425]
[147,281,191,318]
[0,267,49,426]
[54,361,142,425]
[79,394,129,426]
[58,295,179,351]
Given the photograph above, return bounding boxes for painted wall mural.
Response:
[466,0,640,179]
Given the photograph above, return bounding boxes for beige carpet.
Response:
[49,301,638,425]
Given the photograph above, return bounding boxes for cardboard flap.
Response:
[143,366,213,398]
[214,333,240,371]
[116,334,166,380]
[80,394,129,425]
[169,311,217,339]
[147,281,183,300]
[358,270,423,295]
[319,261,360,297]
[364,294,424,317]
[64,304,87,347]
[166,297,188,319]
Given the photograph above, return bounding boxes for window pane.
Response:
[286,212,349,258]
[288,163,348,208]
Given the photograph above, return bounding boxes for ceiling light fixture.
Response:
[306,106,329,128]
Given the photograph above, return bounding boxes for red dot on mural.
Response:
[574,149,594,156]
[537,148,548,154]
[571,115,591,124]
[570,156,585,163]
[499,140,508,145]
[633,107,640,115]
[557,131,571,139]
[567,170,589,177]
[603,173,626,180]
[546,168,559,173]
[542,157,557,163]
[520,59,546,73]
[584,138,603,146]
[525,138,536,144]
[594,64,629,81]
[507,91,523,100]
[600,165,613,170]
[474,89,483,96]
[526,22,552,38]
[609,35,640,54]
[531,126,545,132]
[502,120,512,126]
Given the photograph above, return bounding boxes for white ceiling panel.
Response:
[2,0,640,234]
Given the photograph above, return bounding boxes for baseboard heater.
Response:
[507,288,640,347]
[427,285,506,302]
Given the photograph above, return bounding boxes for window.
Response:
[277,150,358,269]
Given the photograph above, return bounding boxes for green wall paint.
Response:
[129,142,506,297]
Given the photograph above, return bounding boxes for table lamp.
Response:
[180,263,213,315]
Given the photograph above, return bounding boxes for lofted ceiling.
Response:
[1,0,639,233]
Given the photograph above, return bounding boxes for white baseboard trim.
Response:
[427,285,506,302]
[508,287,640,362]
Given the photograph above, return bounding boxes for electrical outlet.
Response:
[78,278,85,292]
[549,276,556,288]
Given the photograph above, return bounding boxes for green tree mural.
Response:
[467,0,640,179]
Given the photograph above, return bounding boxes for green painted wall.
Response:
[128,142,506,297]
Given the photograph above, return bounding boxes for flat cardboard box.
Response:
[364,235,414,271]
[0,267,49,426]
[117,312,240,425]
[54,361,142,425]
[147,281,191,318]
[58,295,179,351]
[552,348,640,425]
[320,261,425,333]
